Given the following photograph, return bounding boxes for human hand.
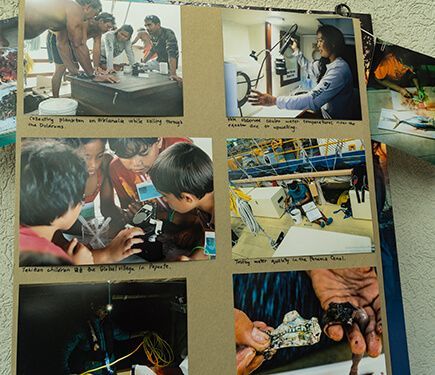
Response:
[169,74,183,86]
[122,201,145,224]
[309,268,382,357]
[66,238,94,265]
[178,247,209,261]
[248,90,277,106]
[399,87,413,99]
[94,227,144,263]
[290,37,299,52]
[93,73,119,83]
[235,309,272,375]
[95,67,116,75]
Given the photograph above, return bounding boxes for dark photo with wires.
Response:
[222,9,362,120]
[227,138,374,259]
[367,40,435,164]
[17,279,188,375]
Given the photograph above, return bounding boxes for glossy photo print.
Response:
[17,279,188,375]
[233,268,386,375]
[23,0,183,116]
[368,40,435,163]
[228,138,374,259]
[19,137,215,266]
[0,17,18,146]
[223,9,362,120]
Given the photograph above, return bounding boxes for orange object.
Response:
[374,53,413,81]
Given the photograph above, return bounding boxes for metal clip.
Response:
[334,3,352,17]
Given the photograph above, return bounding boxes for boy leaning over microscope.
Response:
[149,142,215,260]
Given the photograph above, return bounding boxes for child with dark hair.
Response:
[149,143,214,220]
[149,143,215,260]
[20,140,94,264]
[20,139,144,266]
[61,138,124,227]
[249,24,356,119]
[108,137,191,214]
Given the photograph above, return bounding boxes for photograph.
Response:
[23,0,183,116]
[228,138,374,259]
[233,268,386,375]
[372,141,410,373]
[17,279,188,375]
[19,137,215,266]
[222,9,362,120]
[367,40,435,164]
[0,17,18,146]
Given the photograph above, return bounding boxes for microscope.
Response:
[131,203,165,262]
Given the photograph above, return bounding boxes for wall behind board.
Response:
[1,0,434,374]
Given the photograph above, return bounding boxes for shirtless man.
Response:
[48,12,116,97]
[25,0,116,82]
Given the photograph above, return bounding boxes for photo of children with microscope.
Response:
[367,40,435,164]
[233,268,386,375]
[19,137,215,266]
[222,9,362,120]
[228,138,374,259]
[18,279,188,375]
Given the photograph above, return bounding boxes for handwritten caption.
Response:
[21,263,171,274]
[235,255,347,267]
[227,117,356,130]
[27,116,183,129]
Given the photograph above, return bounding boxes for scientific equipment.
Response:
[230,187,284,250]
[131,203,164,262]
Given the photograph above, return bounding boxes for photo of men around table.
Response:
[233,268,386,375]
[18,279,188,375]
[222,9,362,120]
[23,0,183,116]
[228,138,374,259]
[367,40,435,164]
[19,137,215,266]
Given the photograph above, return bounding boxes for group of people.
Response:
[19,137,214,266]
[25,0,181,98]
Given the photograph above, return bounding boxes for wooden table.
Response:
[68,72,183,116]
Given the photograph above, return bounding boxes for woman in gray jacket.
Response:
[100,24,135,71]
[249,25,356,120]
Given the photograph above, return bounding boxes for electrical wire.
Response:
[236,197,261,234]
[79,332,174,375]
[231,192,277,248]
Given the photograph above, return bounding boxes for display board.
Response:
[2,0,427,374]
